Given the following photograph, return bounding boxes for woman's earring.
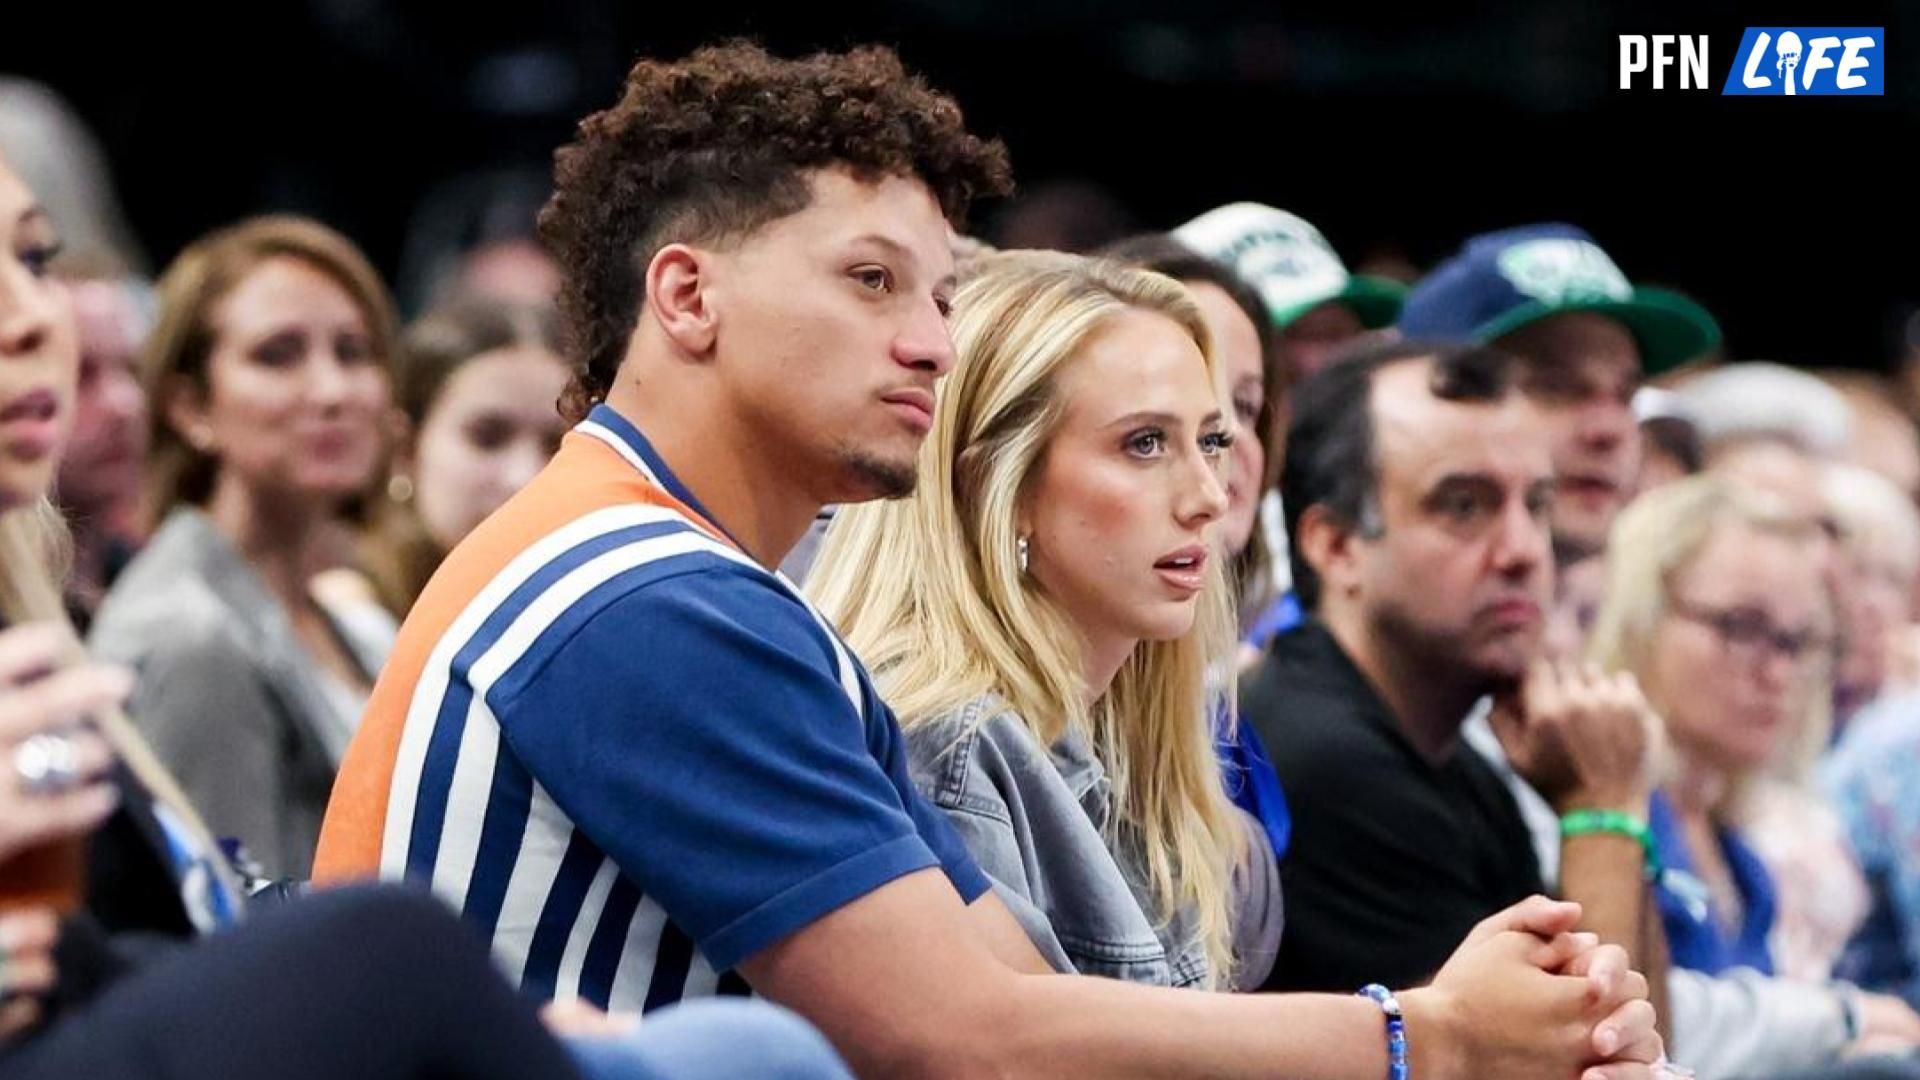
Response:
[387,474,415,504]
[1017,535,1030,575]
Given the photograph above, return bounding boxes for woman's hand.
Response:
[0,623,125,866]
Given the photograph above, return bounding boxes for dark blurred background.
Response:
[6,0,1915,369]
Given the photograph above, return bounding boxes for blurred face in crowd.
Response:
[1839,530,1912,704]
[1708,439,1859,686]
[57,278,149,521]
[456,241,562,309]
[1187,281,1266,556]
[1644,523,1826,773]
[1328,360,1556,688]
[1278,301,1366,384]
[170,256,392,508]
[1543,554,1606,661]
[1710,439,1838,577]
[1022,308,1230,659]
[1825,468,1920,707]
[409,344,568,551]
[0,156,78,511]
[1497,312,1643,560]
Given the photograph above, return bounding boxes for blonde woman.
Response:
[809,250,1278,990]
[1589,475,1920,1050]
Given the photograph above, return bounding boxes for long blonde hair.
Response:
[808,250,1244,985]
[1587,475,1827,813]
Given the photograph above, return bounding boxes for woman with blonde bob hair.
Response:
[1587,475,1920,1049]
[809,250,1278,990]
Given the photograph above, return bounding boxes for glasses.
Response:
[1667,596,1830,666]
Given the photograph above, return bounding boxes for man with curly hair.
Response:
[316,42,1670,1079]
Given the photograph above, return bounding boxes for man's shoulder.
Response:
[1241,635,1393,757]
[435,482,824,654]
[505,546,840,690]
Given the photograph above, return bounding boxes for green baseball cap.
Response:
[1396,224,1721,374]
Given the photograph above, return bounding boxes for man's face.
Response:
[1497,312,1645,558]
[1278,301,1368,384]
[58,278,149,519]
[702,168,957,505]
[1347,361,1557,688]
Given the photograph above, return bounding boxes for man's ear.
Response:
[1297,503,1365,602]
[643,243,718,357]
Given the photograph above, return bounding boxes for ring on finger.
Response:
[11,732,80,796]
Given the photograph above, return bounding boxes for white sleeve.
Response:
[1668,966,1849,1080]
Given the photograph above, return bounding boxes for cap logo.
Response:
[1228,230,1347,309]
[1495,238,1633,305]
[1175,206,1358,320]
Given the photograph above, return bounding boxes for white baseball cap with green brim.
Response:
[1172,202,1404,331]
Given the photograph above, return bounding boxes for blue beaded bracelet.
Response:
[1358,984,1410,1080]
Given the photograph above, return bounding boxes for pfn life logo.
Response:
[1619,28,1883,95]
[1722,28,1881,95]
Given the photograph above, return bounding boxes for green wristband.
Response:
[1560,808,1661,878]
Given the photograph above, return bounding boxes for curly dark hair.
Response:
[539,41,1013,420]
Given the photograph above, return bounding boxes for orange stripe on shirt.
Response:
[311,430,728,882]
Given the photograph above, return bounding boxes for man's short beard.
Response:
[1372,600,1526,707]
[839,446,918,501]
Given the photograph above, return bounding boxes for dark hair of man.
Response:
[538,40,1014,421]
[1283,339,1517,610]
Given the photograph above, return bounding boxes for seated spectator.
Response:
[810,250,1280,990]
[1823,466,1920,727]
[1826,475,1920,1008]
[348,297,568,619]
[1099,233,1292,857]
[90,216,399,878]
[1588,477,1920,1049]
[1174,202,1403,618]
[52,269,151,625]
[0,151,848,1080]
[1397,223,1720,565]
[1099,234,1283,636]
[314,42,1662,1079]
[1241,339,1662,1000]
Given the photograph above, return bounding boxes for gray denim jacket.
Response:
[904,694,1282,990]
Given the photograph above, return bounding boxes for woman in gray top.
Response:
[90,217,398,878]
[810,250,1281,990]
